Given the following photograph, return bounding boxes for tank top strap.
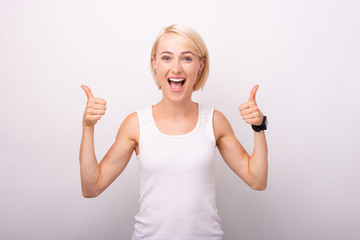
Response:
[198,103,216,145]
[198,104,212,124]
[136,106,153,126]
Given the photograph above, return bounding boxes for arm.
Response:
[214,85,268,190]
[79,85,139,198]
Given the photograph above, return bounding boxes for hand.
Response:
[81,85,107,127]
[238,85,264,126]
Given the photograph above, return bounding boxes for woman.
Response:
[80,24,268,240]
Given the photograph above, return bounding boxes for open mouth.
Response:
[168,78,186,92]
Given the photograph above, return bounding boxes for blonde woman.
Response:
[80,24,268,240]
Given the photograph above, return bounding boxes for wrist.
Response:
[82,123,95,131]
[252,116,267,132]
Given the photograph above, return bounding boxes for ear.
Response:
[200,57,205,71]
[151,55,156,71]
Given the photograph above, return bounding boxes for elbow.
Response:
[81,188,100,198]
[82,192,97,198]
[250,182,267,191]
[252,185,267,191]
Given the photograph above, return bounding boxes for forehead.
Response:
[157,33,195,54]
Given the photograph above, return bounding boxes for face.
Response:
[152,33,204,102]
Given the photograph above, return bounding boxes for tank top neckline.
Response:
[150,103,201,138]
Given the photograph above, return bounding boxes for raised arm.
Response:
[79,85,139,198]
[214,85,268,190]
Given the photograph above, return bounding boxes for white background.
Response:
[1,0,359,239]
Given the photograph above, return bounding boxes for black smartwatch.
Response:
[251,116,268,132]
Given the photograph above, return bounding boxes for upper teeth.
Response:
[169,78,185,82]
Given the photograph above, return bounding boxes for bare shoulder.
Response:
[116,112,139,145]
[122,112,139,127]
[213,109,235,143]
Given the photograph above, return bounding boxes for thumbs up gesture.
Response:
[81,85,107,127]
[238,85,264,126]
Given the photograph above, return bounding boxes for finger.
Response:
[245,118,258,125]
[246,118,263,125]
[242,112,258,120]
[81,85,95,100]
[94,98,107,105]
[248,85,259,102]
[87,109,106,115]
[240,108,253,116]
[238,101,253,111]
[87,115,102,121]
[246,114,264,125]
[94,104,107,110]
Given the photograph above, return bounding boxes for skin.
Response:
[79,33,268,198]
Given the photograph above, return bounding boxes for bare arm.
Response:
[79,85,139,198]
[214,85,268,190]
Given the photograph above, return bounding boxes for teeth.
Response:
[169,78,185,82]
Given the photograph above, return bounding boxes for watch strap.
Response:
[251,116,267,132]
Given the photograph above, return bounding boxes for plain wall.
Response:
[1,0,359,239]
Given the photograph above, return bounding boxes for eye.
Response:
[162,56,170,61]
[184,57,192,62]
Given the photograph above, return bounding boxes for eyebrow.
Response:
[159,51,195,55]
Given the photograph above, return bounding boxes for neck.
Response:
[154,97,197,118]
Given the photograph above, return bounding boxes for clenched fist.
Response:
[238,85,264,126]
[81,85,107,127]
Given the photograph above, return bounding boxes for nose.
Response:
[171,58,182,74]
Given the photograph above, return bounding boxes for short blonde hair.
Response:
[150,24,209,91]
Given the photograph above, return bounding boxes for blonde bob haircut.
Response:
[150,24,209,91]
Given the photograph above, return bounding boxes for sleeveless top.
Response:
[132,103,224,240]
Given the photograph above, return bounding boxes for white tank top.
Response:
[132,103,224,240]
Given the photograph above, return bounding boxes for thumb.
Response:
[248,85,259,102]
[81,85,95,99]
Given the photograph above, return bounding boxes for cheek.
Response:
[156,62,169,74]
[156,66,168,85]
[186,66,199,79]
[157,67,167,79]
